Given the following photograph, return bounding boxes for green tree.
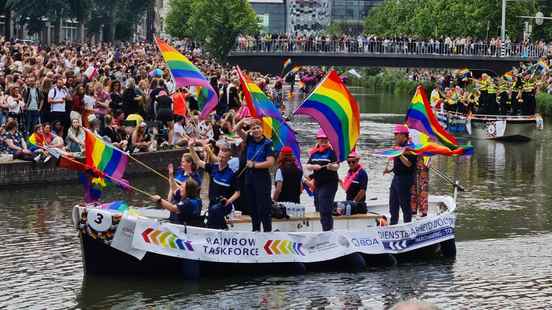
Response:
[168,0,259,61]
[165,0,193,38]
[365,0,539,40]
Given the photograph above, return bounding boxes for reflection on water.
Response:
[2,89,552,308]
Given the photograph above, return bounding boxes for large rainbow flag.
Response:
[294,70,360,162]
[262,116,301,166]
[405,86,459,150]
[155,38,218,119]
[85,129,128,183]
[373,142,473,158]
[236,66,282,120]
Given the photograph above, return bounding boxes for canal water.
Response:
[2,88,552,309]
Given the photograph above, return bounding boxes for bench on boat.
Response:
[229,211,381,224]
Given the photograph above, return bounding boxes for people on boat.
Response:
[383,124,417,225]
[306,128,340,231]
[236,117,275,232]
[188,138,241,229]
[411,157,430,218]
[174,153,203,185]
[335,151,368,216]
[272,145,303,204]
[151,178,203,226]
[521,74,537,115]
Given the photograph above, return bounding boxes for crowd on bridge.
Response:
[235,33,550,58]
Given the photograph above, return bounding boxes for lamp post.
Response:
[501,0,507,43]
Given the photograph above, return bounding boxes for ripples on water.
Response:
[2,93,552,308]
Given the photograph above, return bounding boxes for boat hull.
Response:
[437,111,540,141]
[79,232,450,279]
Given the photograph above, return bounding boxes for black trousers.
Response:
[314,182,338,231]
[246,176,272,232]
[389,175,414,225]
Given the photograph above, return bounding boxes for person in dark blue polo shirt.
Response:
[383,124,417,225]
[174,153,203,185]
[151,178,203,226]
[342,151,368,203]
[236,118,276,232]
[188,138,240,210]
[306,128,340,231]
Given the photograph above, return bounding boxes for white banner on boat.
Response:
[119,212,456,263]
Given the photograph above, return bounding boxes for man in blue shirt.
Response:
[384,124,417,225]
[236,118,275,232]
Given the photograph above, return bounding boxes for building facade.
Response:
[250,0,287,33]
[248,0,383,34]
[331,0,382,24]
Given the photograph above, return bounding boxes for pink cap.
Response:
[393,124,409,134]
[316,128,327,139]
[348,150,360,159]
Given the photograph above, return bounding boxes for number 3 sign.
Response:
[87,209,113,232]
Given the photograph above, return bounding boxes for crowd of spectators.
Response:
[236,33,550,58]
[0,37,297,163]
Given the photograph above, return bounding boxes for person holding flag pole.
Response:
[305,128,340,231]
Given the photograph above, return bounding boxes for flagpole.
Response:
[292,69,332,115]
[60,154,158,198]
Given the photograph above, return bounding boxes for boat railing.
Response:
[436,110,537,121]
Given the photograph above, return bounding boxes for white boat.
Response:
[72,190,458,279]
[436,110,543,141]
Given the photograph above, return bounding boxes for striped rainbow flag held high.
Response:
[294,70,360,162]
[155,38,218,119]
[262,116,301,167]
[405,85,459,150]
[236,66,283,120]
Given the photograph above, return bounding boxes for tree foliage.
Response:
[4,0,148,41]
[364,0,548,41]
[165,0,193,39]
[166,0,260,61]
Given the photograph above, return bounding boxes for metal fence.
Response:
[233,38,548,58]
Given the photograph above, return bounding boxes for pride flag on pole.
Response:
[155,38,218,119]
[236,66,283,120]
[294,70,361,162]
[405,86,459,150]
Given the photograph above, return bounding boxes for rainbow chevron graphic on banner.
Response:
[263,240,305,256]
[141,227,194,251]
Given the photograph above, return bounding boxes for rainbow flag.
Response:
[262,116,301,167]
[410,142,474,157]
[100,200,129,213]
[85,129,128,182]
[372,147,405,158]
[294,70,361,161]
[79,172,104,203]
[236,66,282,120]
[195,86,213,111]
[503,71,513,82]
[406,86,459,150]
[27,133,44,151]
[373,142,473,158]
[155,38,218,119]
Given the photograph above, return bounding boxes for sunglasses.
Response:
[347,159,358,164]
